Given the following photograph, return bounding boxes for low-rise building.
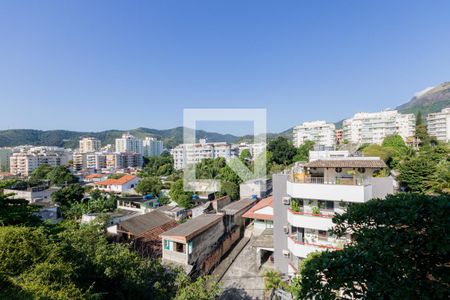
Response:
[161,214,225,274]
[94,174,140,194]
[308,150,350,162]
[4,186,59,203]
[116,195,159,213]
[242,196,273,231]
[114,210,178,258]
[221,198,256,232]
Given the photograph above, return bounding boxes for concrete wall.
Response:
[273,174,289,274]
[369,176,394,199]
[188,220,225,266]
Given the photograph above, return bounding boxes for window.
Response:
[318,230,327,241]
[164,240,170,250]
[175,242,186,253]
[318,200,334,210]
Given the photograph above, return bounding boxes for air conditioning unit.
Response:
[282,196,291,205]
[282,250,290,258]
[283,226,289,234]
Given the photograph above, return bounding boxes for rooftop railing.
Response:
[289,175,369,186]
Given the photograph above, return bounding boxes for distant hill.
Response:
[0,127,241,149]
[396,82,450,116]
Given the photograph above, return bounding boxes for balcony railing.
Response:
[289,235,343,250]
[289,175,369,186]
[288,208,334,218]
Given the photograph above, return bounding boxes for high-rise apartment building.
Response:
[115,133,143,155]
[273,157,394,276]
[79,137,101,153]
[143,137,164,157]
[171,139,233,170]
[427,107,450,142]
[343,110,415,144]
[9,147,72,176]
[293,121,336,148]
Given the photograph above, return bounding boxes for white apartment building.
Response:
[293,121,336,148]
[427,107,450,142]
[143,137,164,157]
[343,110,415,145]
[9,147,72,176]
[115,133,143,155]
[106,152,143,169]
[273,157,394,276]
[233,143,266,160]
[171,139,233,170]
[79,137,101,153]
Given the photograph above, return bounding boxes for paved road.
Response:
[219,237,266,300]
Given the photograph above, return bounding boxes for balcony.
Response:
[287,176,373,203]
[287,208,334,231]
[287,235,342,259]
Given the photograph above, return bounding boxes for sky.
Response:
[1,0,450,135]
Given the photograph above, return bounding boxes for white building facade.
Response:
[115,133,143,155]
[343,110,415,145]
[171,139,233,170]
[427,107,450,142]
[79,137,101,153]
[9,147,72,176]
[143,137,164,157]
[273,158,394,276]
[293,121,336,148]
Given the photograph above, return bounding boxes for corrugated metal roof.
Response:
[119,210,175,236]
[221,198,256,215]
[160,214,223,242]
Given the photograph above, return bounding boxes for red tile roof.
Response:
[242,196,273,221]
[96,174,137,186]
[85,173,105,179]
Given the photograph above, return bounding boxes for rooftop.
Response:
[221,198,256,215]
[304,159,387,169]
[242,196,273,220]
[160,214,223,242]
[95,174,137,186]
[118,210,175,237]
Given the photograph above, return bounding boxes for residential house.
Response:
[94,174,140,194]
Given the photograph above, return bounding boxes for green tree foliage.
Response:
[292,193,450,300]
[30,164,53,180]
[141,154,174,177]
[263,270,290,293]
[173,274,221,300]
[51,184,84,208]
[0,194,40,226]
[293,141,315,162]
[398,144,450,193]
[239,148,252,163]
[169,179,194,208]
[267,136,297,165]
[218,181,239,200]
[46,165,78,186]
[135,176,163,196]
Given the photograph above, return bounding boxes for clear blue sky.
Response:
[1,1,450,135]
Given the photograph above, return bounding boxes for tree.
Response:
[362,144,393,162]
[169,179,194,208]
[30,164,53,180]
[292,194,450,299]
[51,184,84,207]
[141,155,174,177]
[135,176,163,196]
[382,134,408,152]
[46,165,78,186]
[174,274,221,300]
[239,149,252,164]
[219,181,239,200]
[267,136,297,165]
[0,194,40,226]
[293,141,315,162]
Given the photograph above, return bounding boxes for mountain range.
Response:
[1,82,449,149]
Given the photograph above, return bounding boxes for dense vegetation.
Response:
[0,192,221,299]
